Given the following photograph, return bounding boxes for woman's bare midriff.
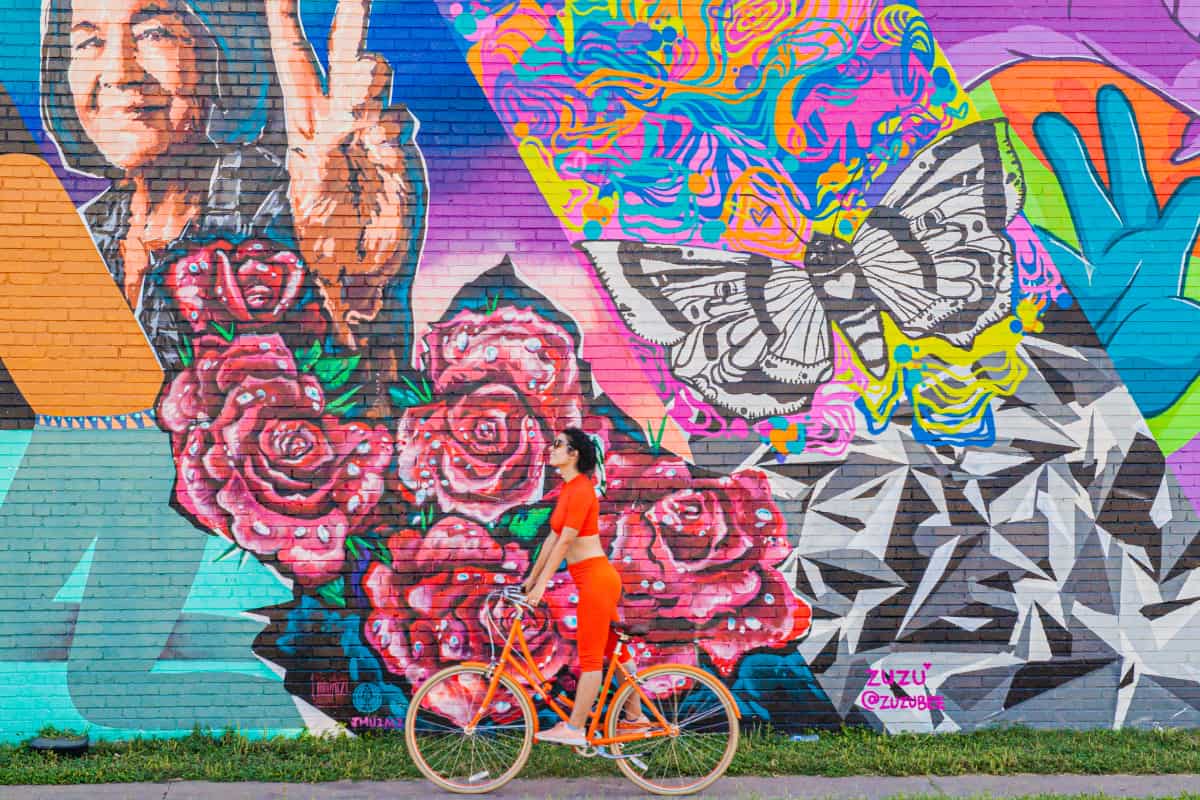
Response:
[565,534,607,565]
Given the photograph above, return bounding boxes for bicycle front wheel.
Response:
[606,663,739,796]
[405,664,535,794]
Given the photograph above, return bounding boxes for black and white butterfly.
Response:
[576,119,1026,420]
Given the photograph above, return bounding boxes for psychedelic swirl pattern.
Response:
[437,0,1070,454]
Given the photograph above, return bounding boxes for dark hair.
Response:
[561,427,597,475]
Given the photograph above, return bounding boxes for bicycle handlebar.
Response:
[491,585,531,606]
[480,585,537,656]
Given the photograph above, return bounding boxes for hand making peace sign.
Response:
[264,0,426,348]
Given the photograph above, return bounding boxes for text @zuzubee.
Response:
[858,664,946,711]
[858,690,946,711]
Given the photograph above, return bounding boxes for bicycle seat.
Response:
[612,620,649,637]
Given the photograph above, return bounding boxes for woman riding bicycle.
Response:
[521,427,647,746]
[404,429,741,791]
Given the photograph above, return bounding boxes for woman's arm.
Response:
[522,531,558,592]
[527,527,578,606]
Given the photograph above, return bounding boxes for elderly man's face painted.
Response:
[67,0,211,172]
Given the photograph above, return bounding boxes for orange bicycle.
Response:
[404,585,740,795]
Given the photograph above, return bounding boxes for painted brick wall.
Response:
[0,0,1197,743]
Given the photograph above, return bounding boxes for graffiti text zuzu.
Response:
[350,716,403,730]
[866,664,931,687]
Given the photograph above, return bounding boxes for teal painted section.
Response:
[0,429,31,506]
[52,536,97,604]
[181,537,295,619]
[0,426,302,742]
[149,659,283,681]
[0,663,301,742]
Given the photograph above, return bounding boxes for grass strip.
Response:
[2,726,1199,785]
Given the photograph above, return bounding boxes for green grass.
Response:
[3,725,1200,784]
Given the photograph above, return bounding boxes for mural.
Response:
[923,0,1200,433]
[0,0,1198,742]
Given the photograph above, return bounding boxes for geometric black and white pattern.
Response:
[696,306,1200,731]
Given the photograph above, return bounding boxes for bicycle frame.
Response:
[466,603,675,747]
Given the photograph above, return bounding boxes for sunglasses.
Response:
[550,438,571,450]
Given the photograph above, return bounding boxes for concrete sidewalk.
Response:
[4,775,1199,799]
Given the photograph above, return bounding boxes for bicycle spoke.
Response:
[412,717,463,733]
[428,732,468,778]
[678,702,728,728]
[407,666,532,792]
[609,666,737,793]
[416,733,455,760]
[472,727,511,766]
[675,730,721,770]
[477,722,529,731]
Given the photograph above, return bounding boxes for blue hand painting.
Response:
[1032,84,1200,417]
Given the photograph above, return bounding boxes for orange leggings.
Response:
[567,556,622,672]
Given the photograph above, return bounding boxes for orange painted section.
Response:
[0,154,163,415]
[989,60,1200,207]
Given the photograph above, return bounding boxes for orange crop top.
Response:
[550,473,599,537]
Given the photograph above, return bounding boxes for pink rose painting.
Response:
[607,470,812,675]
[395,306,583,523]
[166,239,307,332]
[600,451,693,509]
[362,518,577,722]
[150,253,818,730]
[158,333,392,585]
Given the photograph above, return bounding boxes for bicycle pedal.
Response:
[629,756,649,772]
[468,771,490,784]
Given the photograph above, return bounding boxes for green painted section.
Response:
[1148,377,1200,455]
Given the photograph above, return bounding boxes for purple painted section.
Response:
[921,0,1200,510]
[34,131,106,207]
[1168,436,1200,513]
[921,0,1200,140]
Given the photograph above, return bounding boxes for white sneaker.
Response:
[535,722,586,746]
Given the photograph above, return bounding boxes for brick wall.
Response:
[0,0,1197,741]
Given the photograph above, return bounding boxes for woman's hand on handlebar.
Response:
[525,584,545,607]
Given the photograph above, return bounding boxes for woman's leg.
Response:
[609,586,646,722]
[619,663,647,721]
[539,561,614,743]
[567,576,609,730]
[614,629,646,722]
[568,669,603,729]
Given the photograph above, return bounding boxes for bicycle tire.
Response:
[605,663,739,796]
[405,664,535,794]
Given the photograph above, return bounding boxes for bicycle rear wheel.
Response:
[606,664,739,795]
[405,664,535,793]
